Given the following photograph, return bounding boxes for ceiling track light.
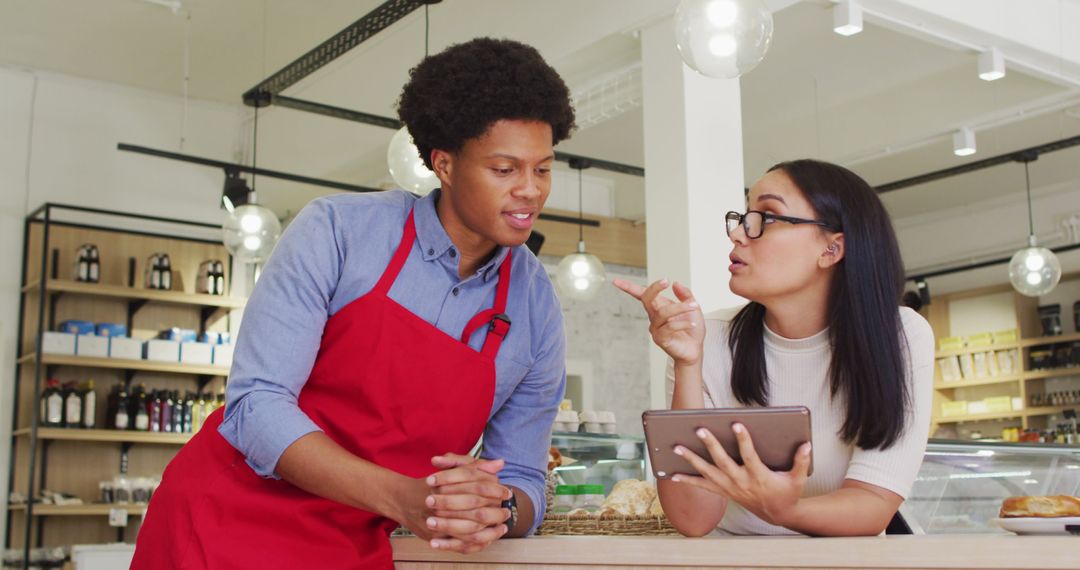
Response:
[978,47,1006,81]
[833,0,863,37]
[953,128,977,157]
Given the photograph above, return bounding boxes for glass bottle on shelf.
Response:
[62,381,82,429]
[40,379,63,427]
[82,380,96,429]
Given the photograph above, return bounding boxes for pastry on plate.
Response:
[999,495,1080,518]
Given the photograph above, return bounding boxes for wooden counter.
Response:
[392,534,1077,569]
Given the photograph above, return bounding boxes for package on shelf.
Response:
[212,343,234,367]
[59,319,95,335]
[986,350,1001,377]
[94,323,127,338]
[144,339,180,362]
[108,337,142,360]
[199,331,232,345]
[958,352,976,379]
[992,328,1019,345]
[966,332,994,348]
[75,334,108,358]
[937,356,962,382]
[938,336,965,352]
[967,401,989,415]
[984,396,1013,413]
[972,352,990,378]
[179,341,213,365]
[41,331,76,355]
[996,349,1018,375]
[941,400,968,417]
[158,327,197,343]
[1012,396,1024,411]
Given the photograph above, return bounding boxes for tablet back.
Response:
[642,407,813,479]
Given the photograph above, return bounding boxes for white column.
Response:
[641,16,747,410]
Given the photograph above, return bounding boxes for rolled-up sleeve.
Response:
[480,291,566,535]
[219,198,343,478]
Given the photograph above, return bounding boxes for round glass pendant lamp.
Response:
[1008,160,1061,297]
[387,127,440,196]
[555,165,606,301]
[674,0,774,79]
[222,104,281,265]
[223,203,281,264]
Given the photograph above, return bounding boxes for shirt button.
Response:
[452,287,460,296]
[427,248,434,255]
[449,248,457,258]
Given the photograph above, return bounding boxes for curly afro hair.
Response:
[397,37,576,170]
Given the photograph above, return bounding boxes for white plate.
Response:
[991,517,1080,535]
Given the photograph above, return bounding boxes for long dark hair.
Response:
[728,159,908,450]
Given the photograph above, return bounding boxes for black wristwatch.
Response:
[501,492,518,532]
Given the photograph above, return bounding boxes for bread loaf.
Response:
[999,495,1080,518]
[601,479,657,516]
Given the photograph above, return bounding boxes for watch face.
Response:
[502,495,517,529]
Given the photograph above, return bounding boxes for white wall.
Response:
[0,65,244,542]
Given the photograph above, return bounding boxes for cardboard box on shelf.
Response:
[938,336,965,352]
[41,332,76,355]
[212,344,234,367]
[75,334,108,358]
[992,329,1018,345]
[984,396,1013,413]
[179,342,213,365]
[108,337,142,360]
[966,332,994,348]
[941,401,968,417]
[144,339,180,362]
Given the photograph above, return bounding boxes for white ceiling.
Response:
[4,0,1080,292]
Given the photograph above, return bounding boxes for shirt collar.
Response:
[413,188,510,281]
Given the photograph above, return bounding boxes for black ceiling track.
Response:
[242,0,440,106]
[116,143,600,227]
[241,0,645,179]
[117,143,383,193]
[875,134,1080,193]
[274,95,404,130]
[272,95,646,177]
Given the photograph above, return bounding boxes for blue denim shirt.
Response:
[219,189,566,533]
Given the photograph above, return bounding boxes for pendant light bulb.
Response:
[556,166,606,301]
[1009,237,1061,297]
[674,0,774,79]
[1008,161,1060,297]
[557,242,606,301]
[387,127,439,196]
[224,204,281,264]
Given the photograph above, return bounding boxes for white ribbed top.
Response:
[665,307,935,535]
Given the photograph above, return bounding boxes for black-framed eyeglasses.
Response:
[725,210,838,239]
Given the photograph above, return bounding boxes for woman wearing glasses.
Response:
[615,159,933,536]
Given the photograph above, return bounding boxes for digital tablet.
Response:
[642,406,813,479]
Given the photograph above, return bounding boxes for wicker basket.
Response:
[536,512,680,536]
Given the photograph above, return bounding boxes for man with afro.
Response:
[133,37,576,569]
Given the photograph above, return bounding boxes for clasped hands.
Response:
[406,453,514,554]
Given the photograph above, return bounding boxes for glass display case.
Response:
[550,432,647,494]
[902,439,1080,534]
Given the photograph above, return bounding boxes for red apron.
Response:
[132,210,513,569]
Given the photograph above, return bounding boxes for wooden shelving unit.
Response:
[21,279,244,310]
[17,353,229,377]
[924,277,1080,434]
[8,504,147,517]
[8,205,243,557]
[12,427,192,445]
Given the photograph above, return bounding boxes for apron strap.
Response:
[459,248,514,359]
[372,210,418,297]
